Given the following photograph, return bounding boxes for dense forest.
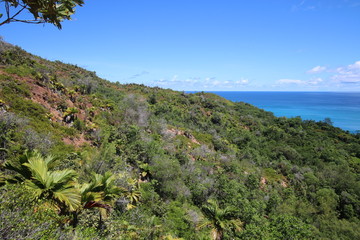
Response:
[0,40,359,239]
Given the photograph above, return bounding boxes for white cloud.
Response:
[277,78,323,86]
[235,79,249,85]
[292,0,306,11]
[171,75,178,82]
[308,77,323,85]
[292,0,317,11]
[292,0,360,12]
[348,61,360,70]
[149,76,250,90]
[277,79,305,84]
[277,60,360,89]
[211,80,221,86]
[307,66,326,74]
[185,78,196,83]
[332,60,360,84]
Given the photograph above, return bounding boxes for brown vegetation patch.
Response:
[166,128,200,144]
[62,133,90,148]
[1,70,93,123]
[260,176,267,189]
[200,108,212,117]
[0,70,97,147]
[280,180,288,187]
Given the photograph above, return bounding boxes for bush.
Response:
[73,119,86,131]
[0,184,63,239]
[4,65,34,77]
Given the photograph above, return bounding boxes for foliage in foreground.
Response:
[0,40,360,239]
[0,0,84,29]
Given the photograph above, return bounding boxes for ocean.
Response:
[207,91,360,132]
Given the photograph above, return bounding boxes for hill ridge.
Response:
[1,40,360,239]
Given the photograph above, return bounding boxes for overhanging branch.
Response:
[0,3,28,26]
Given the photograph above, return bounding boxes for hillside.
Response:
[0,40,360,239]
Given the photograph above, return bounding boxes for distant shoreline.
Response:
[187,91,360,133]
[186,91,360,93]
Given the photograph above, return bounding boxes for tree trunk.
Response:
[71,211,79,228]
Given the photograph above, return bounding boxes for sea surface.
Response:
[206,91,360,132]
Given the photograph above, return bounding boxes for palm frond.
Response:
[53,187,81,212]
[200,199,243,239]
[85,171,121,203]
[103,171,115,186]
[223,206,238,218]
[82,191,103,203]
[4,150,36,181]
[43,154,57,169]
[126,203,136,210]
[88,172,105,192]
[228,219,243,232]
[49,169,77,186]
[6,150,82,213]
[23,156,48,186]
[202,199,219,219]
[0,174,5,187]
[78,182,96,203]
[196,219,212,230]
[24,180,44,197]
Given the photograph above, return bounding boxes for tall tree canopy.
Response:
[0,0,84,29]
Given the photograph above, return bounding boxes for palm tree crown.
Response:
[80,171,122,206]
[5,150,81,212]
[198,199,243,240]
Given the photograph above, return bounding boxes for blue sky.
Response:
[1,0,360,91]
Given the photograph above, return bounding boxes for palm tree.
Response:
[122,178,141,210]
[78,171,122,228]
[63,107,78,123]
[5,150,55,182]
[80,171,122,206]
[5,150,81,214]
[197,199,243,240]
[68,89,77,102]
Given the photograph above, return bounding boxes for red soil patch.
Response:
[62,133,91,148]
[166,128,200,144]
[0,70,95,147]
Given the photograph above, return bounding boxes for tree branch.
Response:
[12,19,44,24]
[0,3,29,26]
[5,2,10,19]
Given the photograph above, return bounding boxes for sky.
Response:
[1,0,360,91]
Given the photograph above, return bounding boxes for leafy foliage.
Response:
[0,0,84,29]
[5,150,81,212]
[1,40,360,239]
[198,199,243,240]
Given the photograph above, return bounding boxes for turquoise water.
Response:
[208,92,360,132]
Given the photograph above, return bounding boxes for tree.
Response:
[197,199,243,240]
[63,107,78,123]
[323,117,333,126]
[80,171,122,208]
[0,0,84,29]
[122,178,141,210]
[78,171,122,228]
[5,150,81,213]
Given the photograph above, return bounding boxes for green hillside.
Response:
[1,40,359,239]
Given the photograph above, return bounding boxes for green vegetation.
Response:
[0,0,84,29]
[1,40,360,239]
